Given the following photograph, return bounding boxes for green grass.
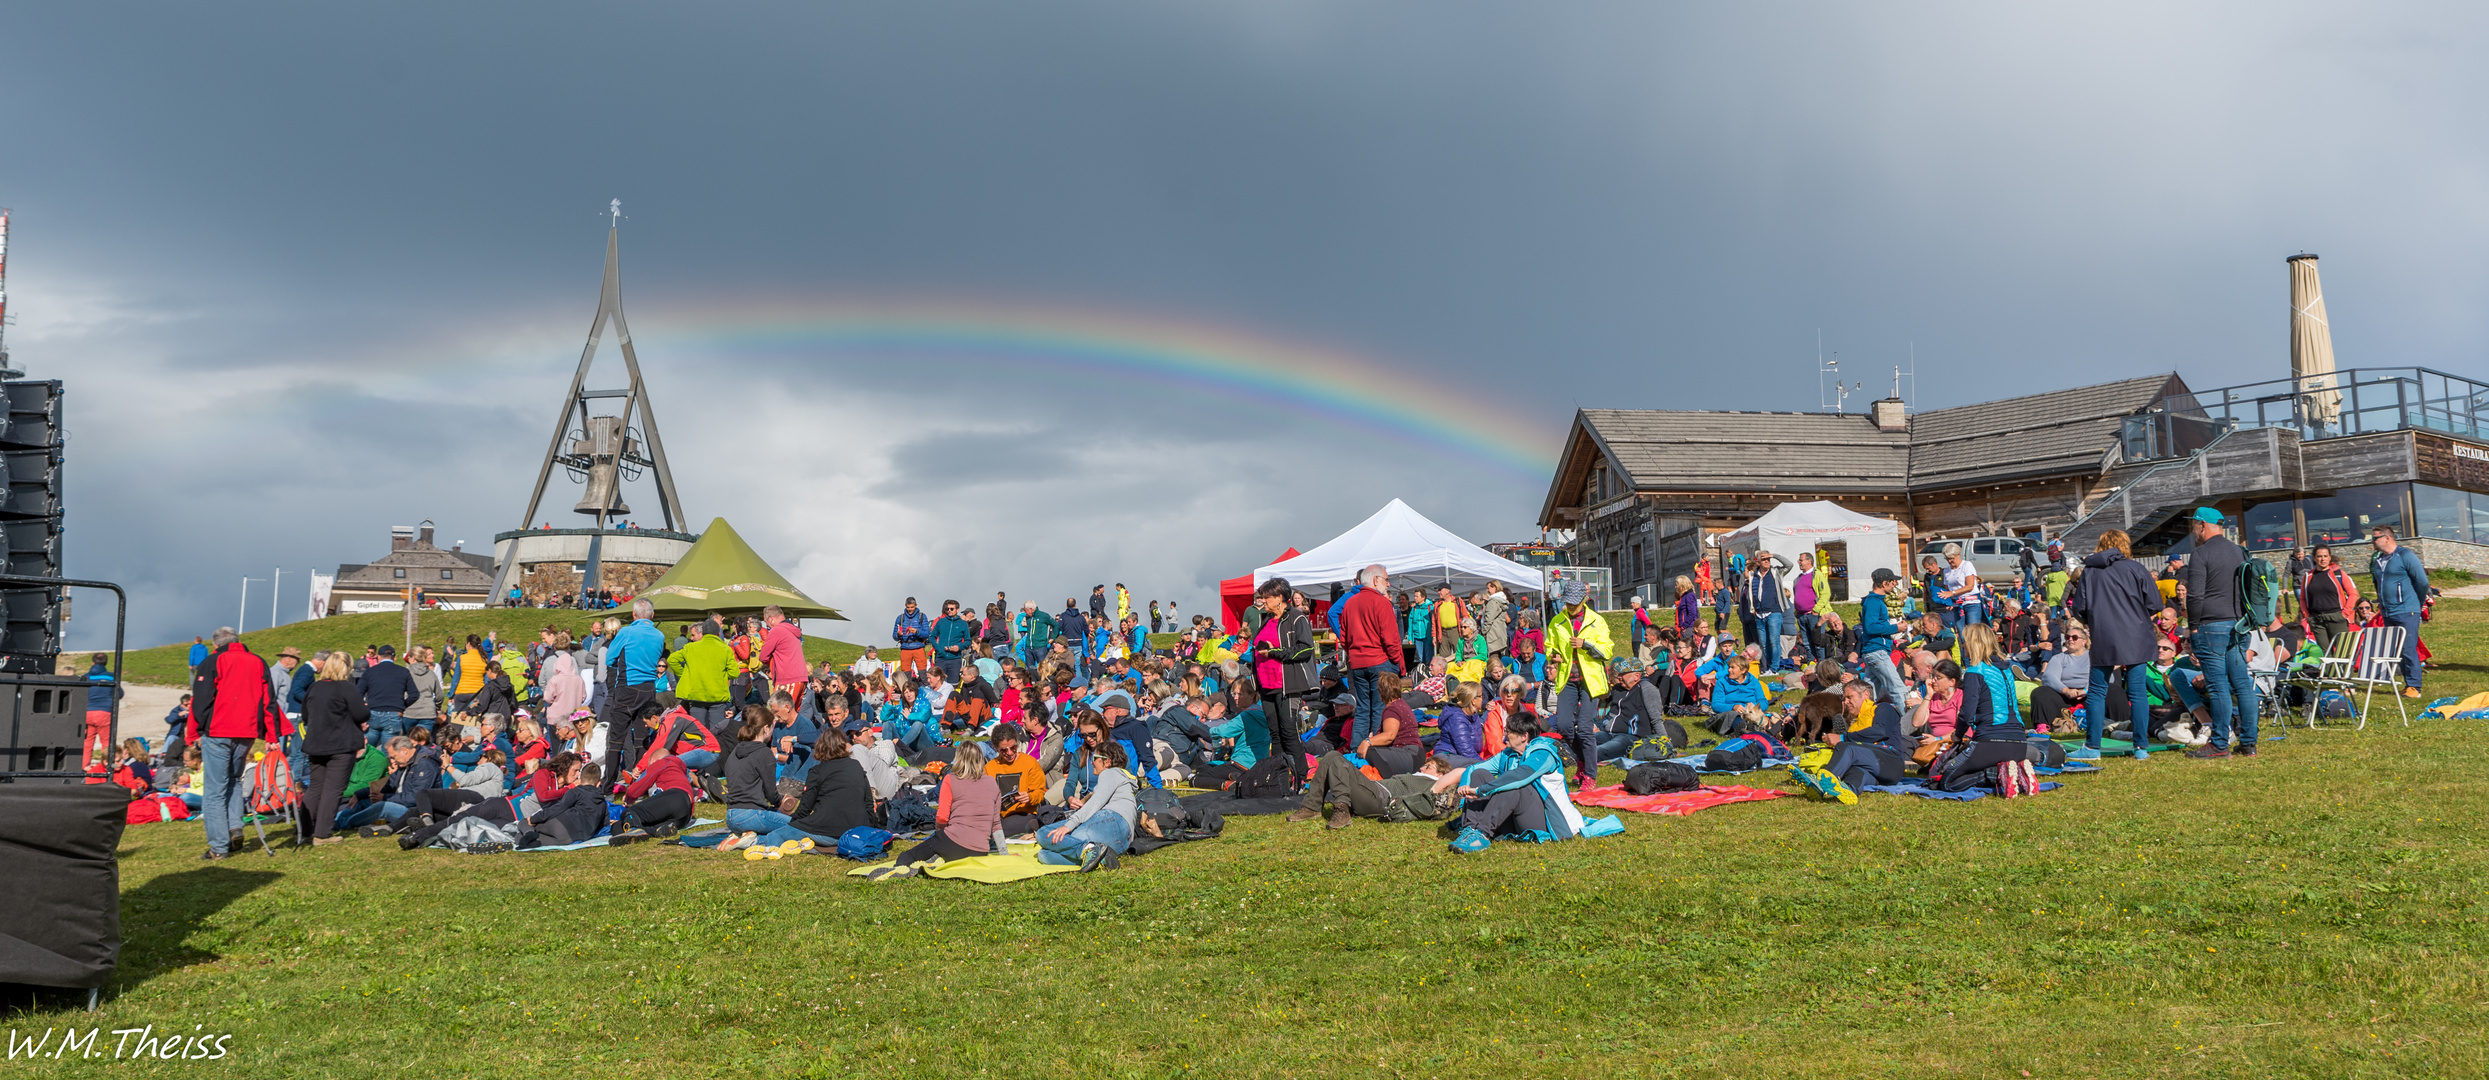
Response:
[36,606,2489,1077]
[118,609,873,687]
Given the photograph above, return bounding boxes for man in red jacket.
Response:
[756,604,810,721]
[187,627,280,861]
[1338,565,1404,751]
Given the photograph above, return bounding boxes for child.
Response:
[111,738,155,796]
[177,745,206,811]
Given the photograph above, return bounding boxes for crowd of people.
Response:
[128,516,2436,867]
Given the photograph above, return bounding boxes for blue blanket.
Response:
[1858,780,2062,801]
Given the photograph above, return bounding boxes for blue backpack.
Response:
[835,826,895,861]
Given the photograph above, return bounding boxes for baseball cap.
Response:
[2190,506,2227,525]
[1870,568,1901,585]
[1097,689,1136,713]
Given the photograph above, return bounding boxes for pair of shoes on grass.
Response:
[1792,765,1856,805]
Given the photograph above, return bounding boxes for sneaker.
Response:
[398,832,423,851]
[2237,745,2259,757]
[785,836,816,853]
[1995,764,2019,798]
[2186,745,2231,760]
[2068,746,2102,761]
[1578,772,1599,794]
[719,833,756,853]
[1449,826,1491,854]
[1078,843,1111,873]
[1283,808,1322,824]
[1326,807,1352,830]
[743,844,778,861]
[647,821,679,840]
[2132,746,2150,760]
[2403,687,2422,699]
[2021,760,2042,793]
[1792,765,1856,805]
[358,823,395,838]
[200,848,227,862]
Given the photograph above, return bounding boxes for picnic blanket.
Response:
[516,817,721,852]
[1573,784,1785,816]
[844,843,1079,884]
[1654,753,1799,775]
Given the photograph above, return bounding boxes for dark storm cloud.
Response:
[6,1,2487,647]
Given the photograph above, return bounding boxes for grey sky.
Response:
[8,2,2486,648]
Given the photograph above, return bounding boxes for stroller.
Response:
[241,750,305,855]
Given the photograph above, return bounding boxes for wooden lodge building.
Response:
[1539,367,2489,599]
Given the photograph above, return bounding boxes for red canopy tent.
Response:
[1221,547,1299,632]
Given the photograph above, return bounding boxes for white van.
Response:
[1914,536,2032,582]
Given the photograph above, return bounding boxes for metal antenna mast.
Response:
[487,202,687,607]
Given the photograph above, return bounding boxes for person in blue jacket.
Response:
[891,598,934,678]
[1447,716,1586,852]
[1708,654,1771,714]
[2367,527,2432,696]
[928,600,975,682]
[1856,567,1907,705]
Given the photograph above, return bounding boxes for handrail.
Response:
[2062,425,2244,540]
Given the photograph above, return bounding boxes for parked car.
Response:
[1914,535,2034,582]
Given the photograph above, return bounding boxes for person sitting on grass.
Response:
[717,707,791,850]
[1911,658,1964,745]
[176,745,206,811]
[1035,741,1137,871]
[1708,653,1770,717]
[521,759,607,848]
[868,743,1002,881]
[1447,716,1588,853]
[1947,624,2040,797]
[1433,681,1485,763]
[614,718,700,841]
[446,744,507,798]
[1287,749,1464,829]
[1355,673,1425,777]
[351,734,442,836]
[638,697,723,777]
[756,727,880,854]
[396,751,570,851]
[984,723,1050,832]
[109,738,155,796]
[511,716,552,779]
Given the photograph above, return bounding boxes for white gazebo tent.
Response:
[1251,499,1547,598]
[1716,501,1904,600]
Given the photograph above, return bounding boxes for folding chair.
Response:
[2346,625,2411,727]
[2243,630,2283,733]
[2289,628,2365,730]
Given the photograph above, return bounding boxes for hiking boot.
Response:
[1284,807,1322,824]
[1449,826,1491,854]
[1792,765,1856,805]
[1079,843,1111,873]
[2237,745,2259,757]
[358,823,395,838]
[398,832,423,851]
[1326,807,1352,830]
[647,821,679,840]
[2186,745,2231,760]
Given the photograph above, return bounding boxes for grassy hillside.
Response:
[119,608,871,686]
[69,599,2489,1077]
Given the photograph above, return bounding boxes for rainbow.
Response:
[630,300,1561,478]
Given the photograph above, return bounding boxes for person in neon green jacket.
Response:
[1542,580,1611,791]
[671,622,741,732]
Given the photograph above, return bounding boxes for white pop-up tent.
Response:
[1716,501,1904,597]
[1252,499,1547,597]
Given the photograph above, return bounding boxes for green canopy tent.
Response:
[635,517,846,622]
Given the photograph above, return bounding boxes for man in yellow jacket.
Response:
[1544,579,1611,792]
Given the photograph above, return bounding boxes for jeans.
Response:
[1037,813,1133,865]
[726,808,790,835]
[2190,623,2258,750]
[2084,663,2153,749]
[1545,682,1598,780]
[1755,611,1786,672]
[1861,650,1906,707]
[755,824,840,848]
[1794,612,1823,661]
[281,731,309,789]
[677,749,720,772]
[1346,664,1393,748]
[1954,602,1988,628]
[1593,731,1636,765]
[683,701,730,733]
[888,718,938,756]
[199,736,253,854]
[2382,611,2424,688]
[366,710,405,747]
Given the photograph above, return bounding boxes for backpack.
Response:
[2024,739,2068,769]
[1702,741,1764,773]
[1625,736,1679,762]
[835,826,896,861]
[1232,756,1300,799]
[1623,761,1700,795]
[2317,690,2353,720]
[2235,555,2280,629]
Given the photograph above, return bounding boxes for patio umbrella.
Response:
[2290,253,2342,426]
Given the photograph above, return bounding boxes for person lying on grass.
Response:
[1446,715,1588,854]
[1287,749,1463,830]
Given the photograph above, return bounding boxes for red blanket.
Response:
[1574,783,1785,816]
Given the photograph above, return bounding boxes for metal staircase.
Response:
[2057,426,2255,553]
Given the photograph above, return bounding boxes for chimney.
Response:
[418,523,436,548]
[453,541,464,553]
[390,525,415,551]
[1870,397,1909,433]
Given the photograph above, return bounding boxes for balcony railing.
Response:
[2121,366,2489,463]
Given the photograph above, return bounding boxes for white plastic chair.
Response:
[2346,624,2411,727]
[2288,628,2365,730]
